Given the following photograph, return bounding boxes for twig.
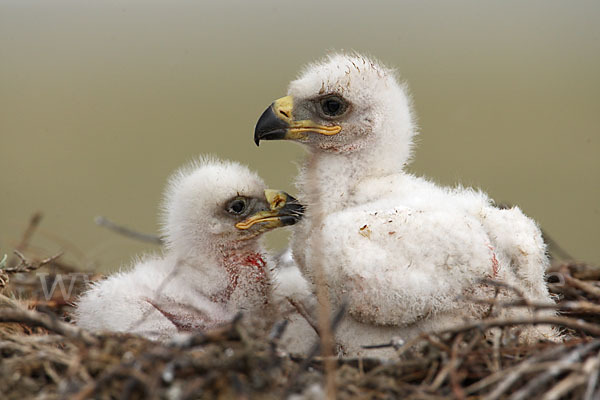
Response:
[167,313,243,349]
[269,318,289,342]
[71,360,152,400]
[449,333,466,400]
[364,312,600,358]
[543,368,590,400]
[1,250,63,289]
[288,298,320,335]
[552,262,600,281]
[285,303,347,396]
[508,340,600,400]
[362,336,405,350]
[5,249,63,273]
[301,303,348,365]
[12,212,43,257]
[469,298,600,314]
[583,352,600,400]
[306,157,337,400]
[561,267,600,299]
[268,319,289,356]
[0,305,97,345]
[437,315,600,337]
[95,216,163,245]
[466,360,582,395]
[481,345,572,400]
[479,278,531,305]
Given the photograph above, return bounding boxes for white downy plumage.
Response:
[254,53,558,357]
[74,157,315,350]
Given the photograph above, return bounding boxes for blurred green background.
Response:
[1,0,598,272]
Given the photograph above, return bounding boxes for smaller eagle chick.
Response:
[74,157,304,341]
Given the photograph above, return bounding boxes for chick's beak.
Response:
[235,189,304,230]
[254,95,341,146]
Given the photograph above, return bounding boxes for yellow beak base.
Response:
[254,95,341,144]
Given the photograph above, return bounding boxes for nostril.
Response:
[279,110,290,118]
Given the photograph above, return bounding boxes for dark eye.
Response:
[320,96,347,117]
[227,198,247,215]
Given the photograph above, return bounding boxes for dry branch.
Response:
[0,303,97,345]
[95,216,163,245]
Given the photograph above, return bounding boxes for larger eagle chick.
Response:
[255,53,558,357]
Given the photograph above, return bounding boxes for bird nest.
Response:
[1,219,600,399]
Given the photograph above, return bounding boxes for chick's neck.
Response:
[299,142,403,209]
[210,244,270,305]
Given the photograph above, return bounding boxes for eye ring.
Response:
[319,95,348,118]
[226,197,247,215]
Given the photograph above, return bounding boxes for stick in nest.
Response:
[7,250,63,273]
[95,216,163,245]
[0,300,97,345]
[559,265,600,299]
[288,297,320,335]
[487,340,600,400]
[285,302,347,397]
[0,250,63,289]
[439,315,600,337]
[10,212,43,264]
[305,160,337,399]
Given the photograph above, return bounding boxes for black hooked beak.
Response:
[254,104,290,146]
[278,193,305,226]
[235,190,305,231]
